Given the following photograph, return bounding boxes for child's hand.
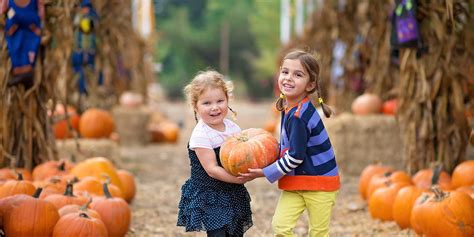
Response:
[239,168,264,180]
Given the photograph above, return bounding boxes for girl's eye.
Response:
[202,101,210,105]
[218,99,225,103]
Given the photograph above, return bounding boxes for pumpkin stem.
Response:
[63,182,75,197]
[16,172,23,181]
[431,163,443,186]
[33,187,43,198]
[79,197,93,211]
[79,212,91,219]
[430,185,447,200]
[102,182,113,199]
[58,160,66,171]
[237,136,249,142]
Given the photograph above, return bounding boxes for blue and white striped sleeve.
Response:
[263,117,307,183]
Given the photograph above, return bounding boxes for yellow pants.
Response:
[272,190,338,237]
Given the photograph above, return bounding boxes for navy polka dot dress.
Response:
[177,147,253,235]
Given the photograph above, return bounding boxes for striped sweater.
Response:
[262,97,340,191]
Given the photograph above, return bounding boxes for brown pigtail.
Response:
[275,93,286,112]
[316,80,333,118]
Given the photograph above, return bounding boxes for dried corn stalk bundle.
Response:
[82,0,153,109]
[398,0,472,174]
[0,0,78,169]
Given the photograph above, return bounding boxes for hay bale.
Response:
[112,106,151,146]
[56,139,120,164]
[325,113,404,176]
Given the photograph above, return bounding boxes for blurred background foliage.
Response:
[154,0,280,100]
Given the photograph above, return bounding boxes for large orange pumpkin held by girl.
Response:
[219,128,279,176]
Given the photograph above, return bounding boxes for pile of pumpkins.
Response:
[358,160,474,236]
[0,157,136,236]
[351,93,397,116]
[50,104,116,140]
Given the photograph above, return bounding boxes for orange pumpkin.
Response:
[53,212,108,237]
[69,157,124,193]
[410,193,431,235]
[117,169,136,203]
[417,188,474,237]
[412,167,451,190]
[368,181,411,221]
[32,159,74,181]
[451,160,474,189]
[0,173,36,198]
[351,93,383,115]
[392,185,424,229]
[79,108,115,138]
[457,185,474,199]
[382,99,398,115]
[73,176,124,199]
[149,120,180,143]
[358,163,393,200]
[50,104,80,139]
[366,170,412,199]
[58,198,101,219]
[44,182,88,209]
[90,183,131,237]
[0,188,60,236]
[219,128,279,176]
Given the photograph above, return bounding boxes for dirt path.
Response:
[121,101,415,237]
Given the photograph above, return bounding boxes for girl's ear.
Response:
[306,80,316,92]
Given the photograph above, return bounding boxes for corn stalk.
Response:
[398,0,472,174]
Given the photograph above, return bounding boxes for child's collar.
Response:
[285,97,309,113]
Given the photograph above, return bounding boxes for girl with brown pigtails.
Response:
[177,70,253,237]
[240,50,340,237]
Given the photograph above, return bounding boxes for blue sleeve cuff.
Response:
[263,163,284,183]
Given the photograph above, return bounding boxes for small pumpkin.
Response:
[358,163,393,200]
[117,169,136,203]
[44,182,88,209]
[366,170,412,199]
[53,212,108,237]
[451,160,474,189]
[392,185,424,229]
[79,108,115,138]
[90,183,131,237]
[58,198,101,219]
[351,93,383,115]
[382,99,398,115]
[368,181,411,221]
[32,159,74,181]
[70,157,124,193]
[457,185,474,199]
[149,120,180,143]
[412,167,451,190]
[50,104,80,139]
[0,173,36,198]
[73,176,124,199]
[219,128,279,176]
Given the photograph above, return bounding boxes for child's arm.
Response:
[260,117,308,183]
[195,147,252,184]
[0,0,7,14]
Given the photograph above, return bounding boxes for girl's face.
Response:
[278,59,315,106]
[195,87,229,131]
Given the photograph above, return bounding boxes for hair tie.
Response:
[279,93,285,99]
[318,97,324,104]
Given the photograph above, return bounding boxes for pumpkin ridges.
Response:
[220,128,278,176]
[392,185,423,229]
[53,212,108,237]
